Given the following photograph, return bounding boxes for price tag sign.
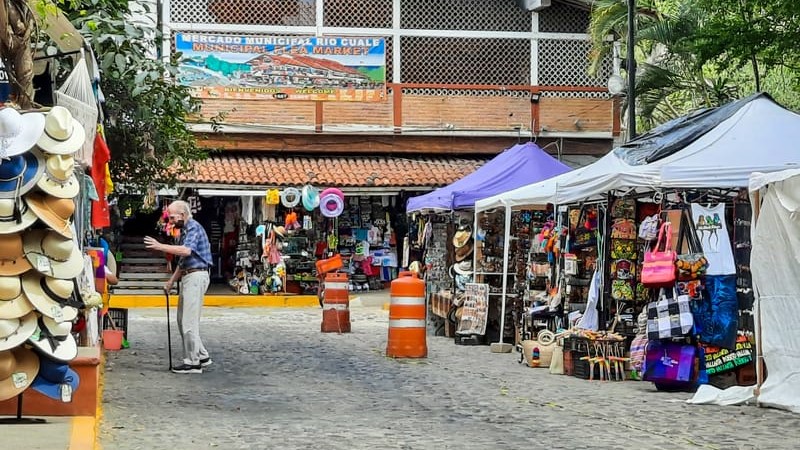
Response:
[11,372,28,389]
[36,256,52,274]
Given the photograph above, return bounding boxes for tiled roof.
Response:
[180,154,486,187]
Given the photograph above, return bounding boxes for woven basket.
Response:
[522,339,556,368]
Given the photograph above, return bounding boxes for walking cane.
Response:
[164,287,173,371]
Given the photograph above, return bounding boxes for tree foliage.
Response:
[588,0,800,132]
[34,0,210,208]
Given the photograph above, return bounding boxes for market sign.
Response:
[457,283,490,336]
[175,33,386,102]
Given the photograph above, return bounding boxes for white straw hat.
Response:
[36,106,85,155]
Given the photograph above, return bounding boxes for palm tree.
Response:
[588,0,740,131]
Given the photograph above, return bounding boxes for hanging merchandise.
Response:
[90,125,111,229]
[265,189,280,205]
[641,222,676,287]
[675,209,708,280]
[690,203,736,276]
[319,188,345,218]
[280,187,301,208]
[284,210,301,230]
[570,205,597,250]
[0,108,45,159]
[646,288,694,340]
[53,56,98,164]
[638,214,660,241]
[0,149,44,199]
[37,153,79,199]
[301,184,320,211]
[610,218,636,240]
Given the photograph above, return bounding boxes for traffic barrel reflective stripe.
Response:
[386,271,427,358]
[321,272,350,333]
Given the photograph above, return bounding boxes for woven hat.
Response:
[36,153,79,199]
[0,197,37,234]
[0,276,34,320]
[0,108,45,159]
[452,225,472,248]
[28,315,78,362]
[36,106,85,155]
[0,311,37,351]
[0,347,39,402]
[25,193,74,238]
[454,240,473,262]
[453,259,473,276]
[0,148,45,199]
[0,233,32,276]
[21,273,79,323]
[23,229,83,279]
[31,354,80,401]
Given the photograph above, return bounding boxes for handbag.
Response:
[643,340,696,384]
[638,214,660,241]
[570,205,597,250]
[611,218,637,240]
[646,288,694,339]
[676,209,709,280]
[641,222,676,287]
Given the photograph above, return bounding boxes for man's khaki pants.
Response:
[178,271,210,366]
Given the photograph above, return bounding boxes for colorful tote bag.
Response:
[643,340,696,384]
[641,222,676,287]
[646,289,694,340]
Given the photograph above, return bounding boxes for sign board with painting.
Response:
[175,33,386,102]
[457,283,489,336]
[704,335,754,375]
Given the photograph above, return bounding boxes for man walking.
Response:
[144,200,213,374]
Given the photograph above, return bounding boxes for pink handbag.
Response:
[641,222,676,287]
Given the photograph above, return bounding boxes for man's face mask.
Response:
[169,212,185,228]
[173,220,185,229]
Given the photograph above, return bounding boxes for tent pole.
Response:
[491,201,513,353]
[752,190,764,400]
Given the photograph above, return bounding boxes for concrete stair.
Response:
[114,237,173,295]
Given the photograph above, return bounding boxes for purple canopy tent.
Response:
[406,142,572,212]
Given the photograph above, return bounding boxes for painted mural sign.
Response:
[175,33,386,102]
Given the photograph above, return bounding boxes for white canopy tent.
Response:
[748,169,800,413]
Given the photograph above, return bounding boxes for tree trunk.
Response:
[0,0,35,109]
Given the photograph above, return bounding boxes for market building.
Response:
[112,0,620,299]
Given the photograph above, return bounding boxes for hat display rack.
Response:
[0,106,86,424]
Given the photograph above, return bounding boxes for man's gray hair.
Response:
[168,200,193,219]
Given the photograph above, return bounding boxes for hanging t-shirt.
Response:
[691,203,736,275]
[91,133,111,229]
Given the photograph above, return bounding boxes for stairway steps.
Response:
[112,288,175,296]
[116,280,169,288]
[120,273,171,280]
[121,257,165,264]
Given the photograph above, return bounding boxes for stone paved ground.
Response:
[100,307,799,450]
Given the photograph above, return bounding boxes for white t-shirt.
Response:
[691,203,736,275]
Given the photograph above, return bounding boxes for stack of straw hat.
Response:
[0,106,85,404]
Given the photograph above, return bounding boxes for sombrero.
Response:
[0,233,33,276]
[25,193,75,239]
[454,240,473,262]
[453,259,473,276]
[0,346,40,402]
[0,276,34,320]
[0,108,45,159]
[21,273,80,323]
[36,153,79,199]
[31,354,80,401]
[0,148,45,199]
[0,311,37,351]
[27,315,78,362]
[23,229,83,279]
[0,196,38,234]
[452,225,472,248]
[36,106,86,156]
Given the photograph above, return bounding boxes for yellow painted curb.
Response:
[382,302,391,311]
[110,294,320,309]
[69,416,96,450]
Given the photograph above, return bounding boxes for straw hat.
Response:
[25,193,74,239]
[31,354,80,401]
[0,347,39,402]
[0,276,34,320]
[0,311,37,351]
[0,149,45,199]
[452,225,472,248]
[36,106,86,155]
[23,229,83,279]
[0,108,45,159]
[36,153,79,199]
[454,240,473,262]
[0,233,33,276]
[27,315,78,362]
[453,259,473,276]
[0,197,38,234]
[21,273,79,323]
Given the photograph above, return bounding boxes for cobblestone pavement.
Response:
[100,307,799,450]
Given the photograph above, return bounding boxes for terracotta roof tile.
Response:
[180,154,486,188]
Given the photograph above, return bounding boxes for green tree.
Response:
[33,0,210,209]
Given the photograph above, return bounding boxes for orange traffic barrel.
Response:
[321,272,350,333]
[386,271,427,358]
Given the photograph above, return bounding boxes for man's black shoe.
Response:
[171,364,202,374]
